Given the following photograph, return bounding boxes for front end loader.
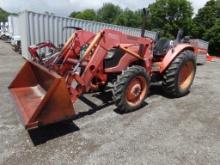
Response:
[8,9,197,130]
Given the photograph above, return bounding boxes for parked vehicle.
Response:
[8,9,197,129]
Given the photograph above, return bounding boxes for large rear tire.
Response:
[113,66,150,113]
[162,50,196,97]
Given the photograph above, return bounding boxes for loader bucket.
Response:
[8,61,76,129]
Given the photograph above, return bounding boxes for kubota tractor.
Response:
[8,9,197,129]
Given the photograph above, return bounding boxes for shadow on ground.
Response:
[28,84,185,145]
[28,90,113,146]
[28,122,80,146]
[73,90,114,120]
[149,84,190,98]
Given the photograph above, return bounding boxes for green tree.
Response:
[192,0,220,38]
[148,0,193,38]
[70,9,96,21]
[204,20,220,55]
[97,3,122,24]
[0,8,10,22]
[69,11,81,18]
[115,9,142,28]
[191,0,220,55]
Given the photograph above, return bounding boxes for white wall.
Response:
[18,10,157,59]
[8,15,20,37]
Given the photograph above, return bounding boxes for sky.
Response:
[0,0,209,16]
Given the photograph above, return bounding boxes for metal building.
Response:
[18,11,157,59]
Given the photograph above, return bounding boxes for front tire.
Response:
[113,66,150,113]
[162,50,196,97]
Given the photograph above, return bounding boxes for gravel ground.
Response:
[0,40,220,165]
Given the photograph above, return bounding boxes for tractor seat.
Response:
[153,39,171,57]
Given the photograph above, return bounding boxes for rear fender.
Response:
[160,44,194,73]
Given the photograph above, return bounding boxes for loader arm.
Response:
[28,30,95,72]
[8,29,153,129]
[67,29,153,103]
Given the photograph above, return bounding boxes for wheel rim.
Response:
[178,61,195,91]
[126,76,147,107]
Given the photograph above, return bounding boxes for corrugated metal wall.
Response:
[0,22,4,31]
[0,22,8,34]
[8,16,20,36]
[19,11,157,59]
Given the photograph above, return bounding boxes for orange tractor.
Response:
[9,9,197,129]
